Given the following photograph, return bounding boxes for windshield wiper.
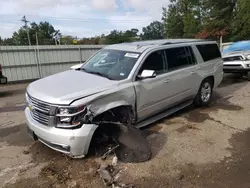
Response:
[84,70,114,80]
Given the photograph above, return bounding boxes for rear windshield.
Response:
[196,44,221,62]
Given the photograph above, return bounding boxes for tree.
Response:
[104,30,124,44]
[2,38,15,45]
[124,28,139,38]
[141,21,164,40]
[162,5,184,38]
[104,29,139,44]
[231,0,250,41]
[12,21,61,45]
[162,0,202,38]
[197,0,237,40]
[60,36,74,45]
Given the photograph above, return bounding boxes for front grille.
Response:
[28,94,51,126]
[31,109,49,125]
[223,56,244,62]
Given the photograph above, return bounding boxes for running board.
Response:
[135,100,193,129]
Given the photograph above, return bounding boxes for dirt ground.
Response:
[1,74,250,188]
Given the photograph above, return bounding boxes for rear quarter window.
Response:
[196,43,221,62]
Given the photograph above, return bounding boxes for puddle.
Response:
[210,96,243,111]
[176,125,200,133]
[0,89,25,98]
[0,124,32,146]
[182,95,243,124]
[184,110,211,123]
[143,124,163,136]
[0,105,26,113]
[0,124,23,138]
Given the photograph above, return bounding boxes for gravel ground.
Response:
[0,74,250,188]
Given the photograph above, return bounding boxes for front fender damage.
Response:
[79,103,152,163]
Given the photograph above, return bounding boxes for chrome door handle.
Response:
[164,79,171,83]
[190,71,195,75]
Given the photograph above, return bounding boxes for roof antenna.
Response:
[136,44,141,49]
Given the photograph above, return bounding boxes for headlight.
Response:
[56,106,86,128]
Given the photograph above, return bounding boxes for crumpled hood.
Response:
[27,70,118,105]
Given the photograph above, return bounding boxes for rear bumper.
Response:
[25,107,98,157]
[0,76,7,84]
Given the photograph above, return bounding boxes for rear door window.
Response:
[196,43,221,62]
[165,46,196,71]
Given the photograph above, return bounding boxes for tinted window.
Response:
[186,46,196,65]
[139,50,165,75]
[165,47,195,71]
[196,44,221,62]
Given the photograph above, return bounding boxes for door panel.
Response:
[134,50,167,121]
[135,73,174,121]
[135,46,200,122]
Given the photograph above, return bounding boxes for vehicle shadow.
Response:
[219,73,248,88]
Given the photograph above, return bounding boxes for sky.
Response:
[0,0,170,38]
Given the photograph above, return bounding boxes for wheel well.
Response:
[204,76,214,88]
[92,105,135,124]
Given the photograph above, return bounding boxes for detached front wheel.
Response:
[194,79,213,106]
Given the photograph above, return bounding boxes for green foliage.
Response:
[104,29,139,44]
[141,21,164,40]
[0,36,15,45]
[162,0,201,38]
[60,36,74,45]
[11,21,60,45]
[231,0,250,41]
[162,5,184,38]
[161,0,250,41]
[199,0,237,40]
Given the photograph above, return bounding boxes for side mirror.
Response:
[70,62,85,70]
[137,70,156,80]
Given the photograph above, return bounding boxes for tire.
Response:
[194,79,213,106]
[247,72,250,81]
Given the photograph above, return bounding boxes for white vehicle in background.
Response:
[223,41,250,80]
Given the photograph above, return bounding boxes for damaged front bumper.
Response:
[25,107,98,157]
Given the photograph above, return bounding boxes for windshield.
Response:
[81,49,140,80]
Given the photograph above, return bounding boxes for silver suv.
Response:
[25,39,223,158]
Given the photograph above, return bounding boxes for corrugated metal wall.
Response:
[0,45,105,82]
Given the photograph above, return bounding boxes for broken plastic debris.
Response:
[112,156,118,166]
[98,163,134,188]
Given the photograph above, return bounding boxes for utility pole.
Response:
[54,30,60,45]
[21,16,31,46]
